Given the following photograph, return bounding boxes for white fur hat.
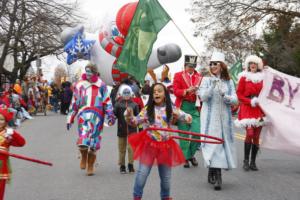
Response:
[245,55,263,70]
[210,52,225,63]
[117,84,134,98]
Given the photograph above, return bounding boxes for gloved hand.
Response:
[251,97,259,107]
[219,86,226,97]
[67,123,72,130]
[185,114,192,124]
[223,95,231,104]
[4,128,14,140]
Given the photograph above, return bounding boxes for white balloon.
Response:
[61,11,181,86]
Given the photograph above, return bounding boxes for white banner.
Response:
[259,67,300,155]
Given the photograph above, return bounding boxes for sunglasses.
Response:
[209,62,219,67]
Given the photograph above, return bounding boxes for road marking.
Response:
[235,133,245,140]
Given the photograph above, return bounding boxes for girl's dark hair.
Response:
[147,83,173,125]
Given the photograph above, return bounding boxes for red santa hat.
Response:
[0,108,14,122]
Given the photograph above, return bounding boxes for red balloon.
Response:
[116,2,138,37]
[113,36,125,45]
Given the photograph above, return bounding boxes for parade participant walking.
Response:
[173,55,202,168]
[60,82,73,115]
[125,83,192,200]
[0,108,26,200]
[113,85,139,174]
[66,63,115,176]
[198,52,238,190]
[235,55,265,171]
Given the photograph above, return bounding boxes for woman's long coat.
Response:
[198,77,238,169]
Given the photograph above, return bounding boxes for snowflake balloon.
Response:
[64,31,95,65]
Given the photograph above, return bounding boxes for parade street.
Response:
[5,113,300,200]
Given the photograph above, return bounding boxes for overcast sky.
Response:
[42,0,206,81]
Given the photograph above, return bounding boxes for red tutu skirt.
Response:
[128,130,185,167]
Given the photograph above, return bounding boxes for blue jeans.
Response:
[51,98,59,112]
[133,163,171,199]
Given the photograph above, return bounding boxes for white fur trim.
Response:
[117,84,134,98]
[250,97,258,107]
[4,128,13,138]
[237,70,246,81]
[234,118,265,128]
[245,55,263,70]
[242,71,264,83]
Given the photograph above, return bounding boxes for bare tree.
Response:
[0,0,81,83]
[189,0,300,37]
[207,28,263,64]
[53,65,67,88]
[188,0,300,70]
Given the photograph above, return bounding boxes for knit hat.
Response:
[118,84,134,98]
[13,84,22,95]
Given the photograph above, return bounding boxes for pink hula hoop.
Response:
[146,127,224,144]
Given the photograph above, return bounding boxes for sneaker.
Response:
[128,163,135,173]
[120,165,126,174]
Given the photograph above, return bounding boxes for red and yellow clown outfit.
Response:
[0,109,26,200]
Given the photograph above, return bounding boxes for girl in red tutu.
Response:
[125,83,192,200]
[0,108,26,200]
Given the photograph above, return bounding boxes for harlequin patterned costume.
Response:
[128,105,189,167]
[67,77,115,150]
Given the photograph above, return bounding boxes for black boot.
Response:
[208,168,216,184]
[214,168,222,190]
[189,157,198,167]
[120,165,126,174]
[128,163,135,173]
[250,144,259,171]
[243,143,252,171]
[183,160,190,168]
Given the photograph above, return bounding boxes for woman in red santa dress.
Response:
[0,108,26,200]
[235,55,266,172]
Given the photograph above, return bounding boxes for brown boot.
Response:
[79,148,88,170]
[87,151,96,176]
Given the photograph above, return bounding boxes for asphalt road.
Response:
[5,112,300,200]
